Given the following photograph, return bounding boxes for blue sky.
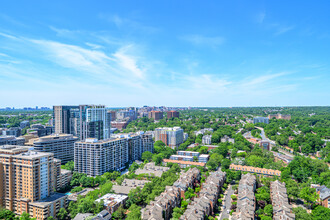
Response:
[0,0,329,107]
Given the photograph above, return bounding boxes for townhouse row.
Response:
[142,167,201,220]
[232,173,257,220]
[270,180,295,220]
[180,168,226,219]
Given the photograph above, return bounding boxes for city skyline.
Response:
[0,1,330,107]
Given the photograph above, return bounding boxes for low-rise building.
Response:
[20,120,30,129]
[232,173,257,220]
[202,135,212,145]
[230,164,281,177]
[29,193,68,220]
[95,194,128,214]
[0,135,25,146]
[260,140,270,151]
[273,152,293,165]
[135,162,170,177]
[221,135,235,143]
[270,181,295,220]
[194,128,213,136]
[2,127,21,137]
[112,179,150,195]
[110,121,128,130]
[173,167,201,197]
[92,210,111,220]
[311,184,330,208]
[163,159,206,168]
[180,168,226,219]
[177,151,199,157]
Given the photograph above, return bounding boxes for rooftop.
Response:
[29,193,67,208]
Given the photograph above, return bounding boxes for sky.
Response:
[0,0,329,108]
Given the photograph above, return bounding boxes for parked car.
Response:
[227,209,230,214]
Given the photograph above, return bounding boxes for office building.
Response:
[0,145,68,219]
[253,117,269,124]
[154,127,184,149]
[26,134,78,164]
[0,136,25,146]
[167,111,179,119]
[53,105,111,140]
[202,135,212,145]
[74,132,153,176]
[20,120,30,129]
[148,111,163,121]
[53,105,79,134]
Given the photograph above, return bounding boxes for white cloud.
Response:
[274,25,295,36]
[181,35,225,47]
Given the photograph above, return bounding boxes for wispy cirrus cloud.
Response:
[181,34,225,47]
[274,25,295,36]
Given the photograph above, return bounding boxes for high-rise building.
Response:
[53,105,111,140]
[167,111,179,119]
[148,111,163,120]
[0,145,68,219]
[25,134,78,164]
[154,127,184,149]
[53,105,79,134]
[74,132,154,176]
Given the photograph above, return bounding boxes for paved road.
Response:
[219,185,234,220]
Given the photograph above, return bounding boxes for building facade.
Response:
[154,127,184,149]
[53,105,111,140]
[167,111,179,119]
[74,132,154,176]
[0,145,69,219]
[253,117,269,124]
[27,134,78,164]
[202,135,212,145]
[0,136,25,146]
[148,111,163,121]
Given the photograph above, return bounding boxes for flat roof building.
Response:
[155,127,184,149]
[26,134,78,164]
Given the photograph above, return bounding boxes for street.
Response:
[219,185,234,220]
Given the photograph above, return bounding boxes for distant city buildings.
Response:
[167,111,179,119]
[25,133,78,164]
[74,132,154,176]
[148,111,163,120]
[253,117,269,124]
[268,114,291,120]
[154,127,184,149]
[110,121,128,130]
[0,145,69,219]
[53,105,111,140]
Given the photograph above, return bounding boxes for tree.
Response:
[152,154,163,165]
[206,153,223,170]
[221,158,231,170]
[112,205,126,219]
[311,206,330,220]
[47,217,55,220]
[292,207,312,220]
[264,204,273,217]
[141,151,153,161]
[19,212,35,220]
[57,208,68,220]
[299,187,319,206]
[126,204,141,220]
[0,209,18,220]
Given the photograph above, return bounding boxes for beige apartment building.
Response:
[0,145,68,220]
